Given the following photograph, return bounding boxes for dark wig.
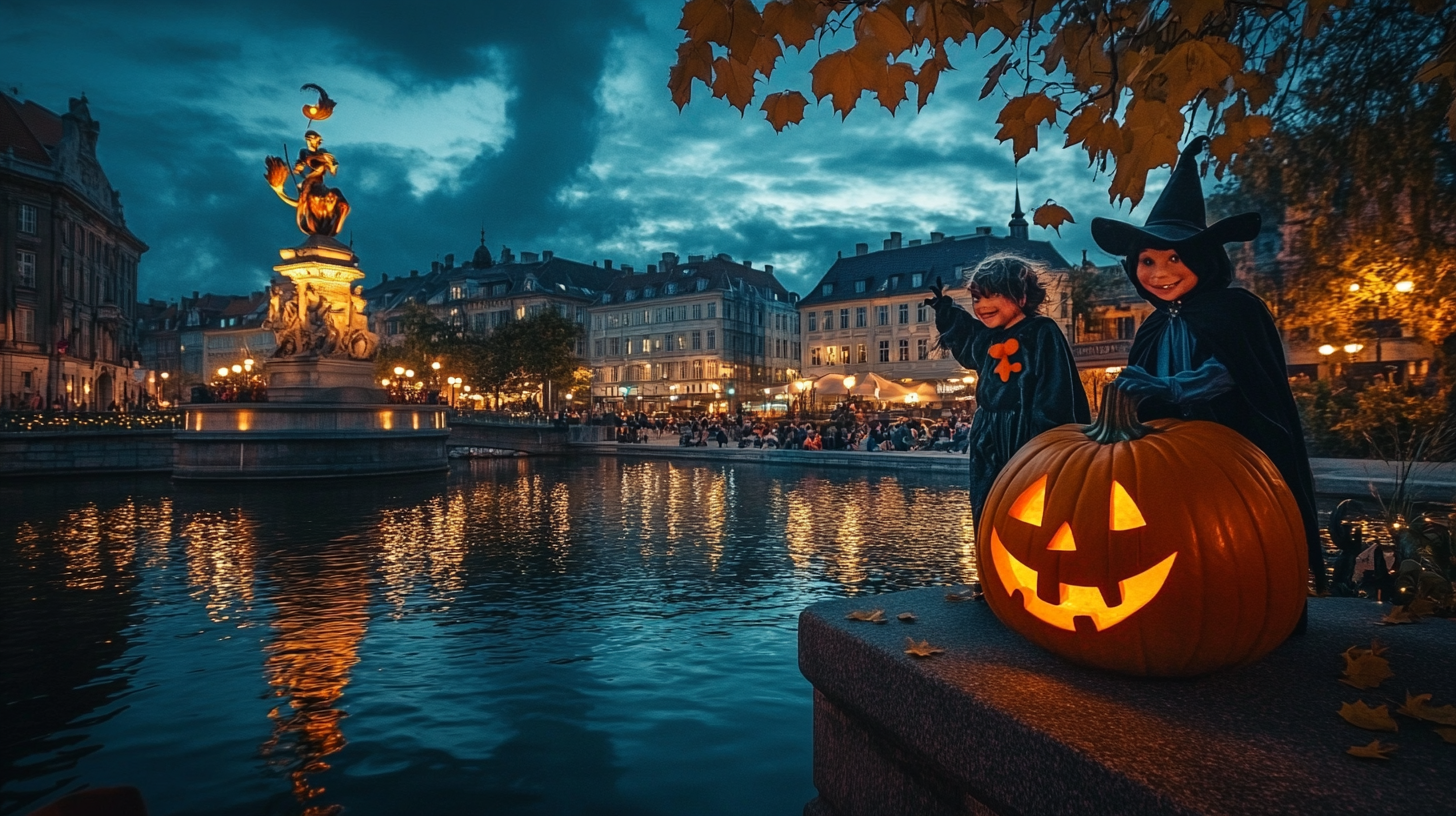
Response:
[967,254,1048,316]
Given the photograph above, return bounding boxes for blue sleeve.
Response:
[1119,356,1234,405]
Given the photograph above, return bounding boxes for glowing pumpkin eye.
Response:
[1009,475,1047,527]
[1110,480,1147,531]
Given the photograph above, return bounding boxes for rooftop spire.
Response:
[1008,181,1029,240]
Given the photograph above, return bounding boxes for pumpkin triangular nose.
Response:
[1047,521,1077,551]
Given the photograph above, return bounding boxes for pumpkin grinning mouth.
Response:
[989,529,1177,633]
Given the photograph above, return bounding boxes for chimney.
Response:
[764,264,773,274]
[744,260,752,269]
[975,226,993,236]
[604,259,613,269]
[410,269,418,277]
[445,253,455,268]
[909,239,921,247]
[543,250,553,261]
[621,264,634,274]
[884,231,902,250]
[930,231,944,243]
[647,264,657,274]
[688,254,705,262]
[431,261,441,274]
[521,251,539,263]
[381,273,389,282]
[661,251,678,269]
[192,290,200,300]
[855,242,868,256]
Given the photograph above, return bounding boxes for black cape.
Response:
[1127,286,1323,587]
[937,311,1091,521]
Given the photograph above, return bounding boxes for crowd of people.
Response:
[603,407,975,453]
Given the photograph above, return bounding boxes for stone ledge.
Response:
[799,589,1455,816]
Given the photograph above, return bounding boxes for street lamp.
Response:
[1343,343,1364,354]
[394,366,405,376]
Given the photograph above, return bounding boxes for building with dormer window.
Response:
[586,252,800,413]
[1,93,147,410]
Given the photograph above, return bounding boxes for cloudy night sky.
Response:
[2,1,1167,302]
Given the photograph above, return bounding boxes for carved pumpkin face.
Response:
[978,390,1308,677]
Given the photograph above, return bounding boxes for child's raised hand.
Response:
[924,277,952,310]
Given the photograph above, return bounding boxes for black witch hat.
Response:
[1090,137,1261,256]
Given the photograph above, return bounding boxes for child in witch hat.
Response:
[926,254,1091,526]
[1091,137,1325,592]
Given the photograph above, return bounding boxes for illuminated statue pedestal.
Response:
[172,401,448,480]
[799,590,1455,816]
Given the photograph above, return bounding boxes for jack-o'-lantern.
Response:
[978,384,1307,676]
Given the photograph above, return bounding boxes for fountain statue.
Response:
[171,85,446,479]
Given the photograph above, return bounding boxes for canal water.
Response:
[1,458,978,816]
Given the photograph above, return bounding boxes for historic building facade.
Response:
[586,253,800,413]
[0,93,147,410]
[796,206,1074,405]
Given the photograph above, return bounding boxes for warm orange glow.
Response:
[1046,521,1077,551]
[1394,280,1414,293]
[989,529,1177,632]
[237,411,252,432]
[1008,475,1047,527]
[1110,481,1147,530]
[412,412,420,430]
[380,410,393,430]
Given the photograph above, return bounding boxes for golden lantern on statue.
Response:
[978,385,1307,677]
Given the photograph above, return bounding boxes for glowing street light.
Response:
[1395,280,1414,293]
[1343,343,1364,354]
[405,369,415,379]
[1318,344,1336,356]
[431,361,442,371]
[394,366,405,376]
[217,367,230,378]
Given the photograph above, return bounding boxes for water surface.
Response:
[1,458,977,815]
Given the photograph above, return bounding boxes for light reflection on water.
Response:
[1,458,977,816]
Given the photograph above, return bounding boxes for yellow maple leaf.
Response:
[1033,201,1076,236]
[760,91,807,132]
[1436,728,1456,744]
[905,638,945,658]
[846,608,887,623]
[1379,604,1422,625]
[1346,740,1397,760]
[1339,701,1400,732]
[897,612,917,622]
[995,92,1060,161]
[1148,39,1236,109]
[1396,692,1456,726]
[1339,647,1394,690]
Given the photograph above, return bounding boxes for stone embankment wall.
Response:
[0,431,176,478]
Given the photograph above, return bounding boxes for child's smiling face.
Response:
[971,292,1026,329]
[1136,248,1199,301]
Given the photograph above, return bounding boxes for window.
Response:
[491,282,507,296]
[876,305,889,326]
[898,303,909,324]
[917,303,928,323]
[856,344,866,363]
[878,340,890,362]
[609,337,620,355]
[821,283,834,296]
[18,204,37,234]
[825,345,837,364]
[898,339,910,361]
[811,347,821,365]
[602,293,612,304]
[665,282,677,295]
[17,251,36,287]
[594,339,604,356]
[855,307,866,328]
[16,307,35,342]
[855,279,868,293]
[911,273,924,287]
[693,303,702,319]
[808,312,817,332]
[839,309,849,329]
[625,290,637,301]
[473,313,488,332]
[696,278,708,291]
[792,342,800,360]
[917,338,928,360]
[652,337,662,351]
[840,345,849,364]
[692,330,702,349]
[693,359,703,379]
[644,286,655,298]
[707,330,715,349]
[822,310,832,330]
[707,302,716,318]
[677,306,688,321]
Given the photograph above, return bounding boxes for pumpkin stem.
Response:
[1085,382,1154,443]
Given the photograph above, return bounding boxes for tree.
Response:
[669,0,1456,223]
[473,311,585,408]
[1207,0,1456,385]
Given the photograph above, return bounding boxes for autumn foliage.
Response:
[669,0,1456,219]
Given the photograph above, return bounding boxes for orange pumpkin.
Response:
[978,384,1308,676]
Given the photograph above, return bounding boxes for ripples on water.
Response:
[0,458,977,816]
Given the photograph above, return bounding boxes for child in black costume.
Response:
[1091,137,1325,590]
[927,255,1091,524]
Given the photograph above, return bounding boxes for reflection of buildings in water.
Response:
[260,556,371,816]
[377,492,466,615]
[3,497,168,813]
[181,510,257,622]
[620,462,729,569]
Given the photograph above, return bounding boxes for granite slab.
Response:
[799,590,1455,816]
